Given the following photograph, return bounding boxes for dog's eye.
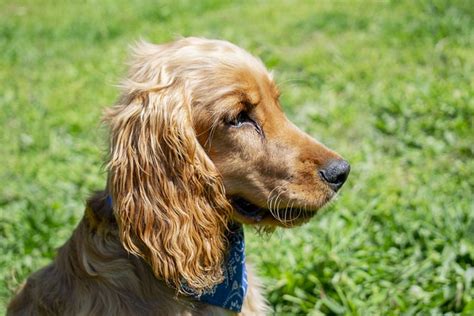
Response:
[228,111,264,137]
[229,111,253,127]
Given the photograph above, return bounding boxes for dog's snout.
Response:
[319,159,350,191]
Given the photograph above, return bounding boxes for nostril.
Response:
[318,169,331,183]
[319,159,350,191]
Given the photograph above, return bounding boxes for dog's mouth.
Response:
[230,196,316,226]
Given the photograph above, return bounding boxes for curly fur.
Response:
[105,61,233,295]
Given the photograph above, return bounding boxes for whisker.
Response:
[266,185,281,214]
[273,189,286,223]
[282,204,289,227]
[283,202,292,227]
[268,185,285,221]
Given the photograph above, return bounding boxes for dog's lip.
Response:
[230,196,315,223]
[231,197,268,222]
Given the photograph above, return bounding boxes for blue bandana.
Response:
[105,196,247,312]
[192,222,247,312]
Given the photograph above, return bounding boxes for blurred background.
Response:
[1,0,473,314]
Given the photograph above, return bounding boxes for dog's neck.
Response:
[188,222,247,312]
[99,193,248,313]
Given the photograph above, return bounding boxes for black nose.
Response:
[319,159,350,191]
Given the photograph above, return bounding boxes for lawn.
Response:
[1,0,473,314]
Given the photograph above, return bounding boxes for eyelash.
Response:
[229,111,252,127]
[228,111,264,136]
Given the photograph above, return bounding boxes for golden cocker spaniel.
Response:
[8,37,350,315]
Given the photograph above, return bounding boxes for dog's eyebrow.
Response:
[239,91,260,108]
[241,99,257,109]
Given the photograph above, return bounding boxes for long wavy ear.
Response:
[103,49,232,294]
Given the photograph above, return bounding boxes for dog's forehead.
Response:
[177,38,269,74]
[238,65,280,103]
[170,38,281,112]
[242,72,280,105]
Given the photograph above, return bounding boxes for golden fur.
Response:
[8,37,348,315]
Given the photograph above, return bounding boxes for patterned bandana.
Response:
[105,196,248,312]
[192,222,248,312]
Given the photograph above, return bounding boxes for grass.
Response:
[1,0,473,314]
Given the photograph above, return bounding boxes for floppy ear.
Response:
[103,68,232,294]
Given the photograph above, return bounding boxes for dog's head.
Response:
[104,37,349,294]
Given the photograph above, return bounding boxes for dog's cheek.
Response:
[230,130,263,159]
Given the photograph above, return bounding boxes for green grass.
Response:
[1,0,473,314]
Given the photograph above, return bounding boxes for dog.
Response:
[8,37,350,315]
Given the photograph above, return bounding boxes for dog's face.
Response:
[188,39,350,227]
[105,37,350,292]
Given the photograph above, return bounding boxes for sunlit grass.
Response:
[1,0,473,314]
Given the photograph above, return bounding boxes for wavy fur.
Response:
[104,45,233,293]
